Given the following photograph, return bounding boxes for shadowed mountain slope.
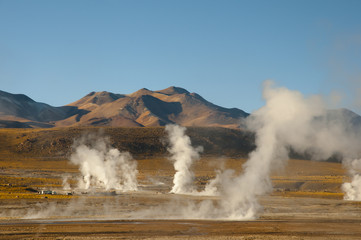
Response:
[0,90,83,128]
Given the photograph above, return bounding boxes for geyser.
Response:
[69,132,138,191]
[209,80,326,219]
[166,124,203,194]
[342,158,361,200]
[163,80,361,219]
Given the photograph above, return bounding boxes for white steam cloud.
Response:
[69,133,138,192]
[234,80,361,212]
[216,81,326,219]
[158,81,361,220]
[218,80,361,218]
[342,158,361,200]
[165,124,203,194]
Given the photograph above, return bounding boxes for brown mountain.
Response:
[0,87,248,128]
[0,90,82,128]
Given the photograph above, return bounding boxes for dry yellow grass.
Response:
[0,156,348,200]
[0,175,61,186]
[274,190,344,199]
[0,174,73,199]
[0,127,348,201]
[0,192,73,199]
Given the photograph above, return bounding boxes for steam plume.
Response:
[165,124,203,194]
[184,80,361,219]
[70,133,138,191]
[178,81,361,219]
[62,175,71,191]
[342,158,361,200]
[212,80,325,219]
[234,81,361,211]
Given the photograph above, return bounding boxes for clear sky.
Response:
[1,0,361,114]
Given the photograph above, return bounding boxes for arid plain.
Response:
[0,128,361,239]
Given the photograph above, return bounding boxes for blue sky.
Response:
[1,0,361,114]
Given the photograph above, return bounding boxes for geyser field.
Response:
[1,145,361,239]
[1,83,361,239]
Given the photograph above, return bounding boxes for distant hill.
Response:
[0,90,82,128]
[0,87,248,128]
[0,127,255,158]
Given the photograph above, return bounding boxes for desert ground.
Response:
[1,157,361,239]
[0,129,361,239]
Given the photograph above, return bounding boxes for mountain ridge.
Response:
[0,87,249,128]
[2,87,360,130]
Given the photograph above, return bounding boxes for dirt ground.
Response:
[1,157,361,239]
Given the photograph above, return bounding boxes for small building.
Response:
[39,190,57,195]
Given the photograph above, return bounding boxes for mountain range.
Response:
[0,87,248,128]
